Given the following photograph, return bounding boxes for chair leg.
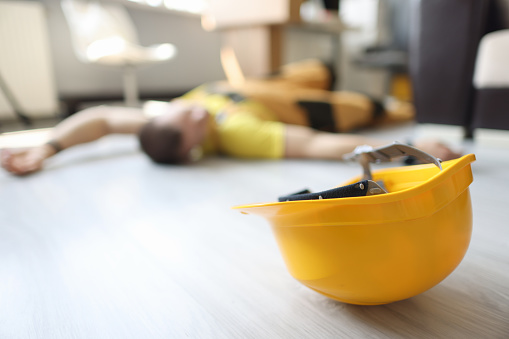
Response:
[0,70,32,126]
[123,65,139,107]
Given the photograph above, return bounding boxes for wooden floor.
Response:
[0,127,508,338]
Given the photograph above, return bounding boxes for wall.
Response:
[338,0,387,96]
[42,0,387,99]
[0,1,59,119]
[284,0,387,96]
[2,0,388,118]
[40,0,226,99]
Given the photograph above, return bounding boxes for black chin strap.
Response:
[279,180,374,202]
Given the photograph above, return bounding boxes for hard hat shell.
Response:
[235,154,476,305]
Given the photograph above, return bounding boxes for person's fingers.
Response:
[413,140,463,162]
[1,151,17,173]
[1,149,41,175]
[9,163,35,176]
[8,156,26,174]
[0,150,9,167]
[13,155,41,175]
[0,149,13,163]
[436,145,462,161]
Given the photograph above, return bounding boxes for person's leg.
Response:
[268,58,335,90]
[237,84,411,133]
[295,90,378,132]
[295,90,415,132]
[252,59,414,129]
[211,58,413,131]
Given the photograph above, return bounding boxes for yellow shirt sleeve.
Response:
[216,113,285,159]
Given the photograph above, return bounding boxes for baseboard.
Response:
[60,91,188,116]
[415,123,466,144]
[474,128,509,148]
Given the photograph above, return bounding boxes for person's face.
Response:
[153,102,210,162]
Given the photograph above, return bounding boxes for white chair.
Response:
[61,0,177,107]
[471,29,509,130]
[473,29,509,89]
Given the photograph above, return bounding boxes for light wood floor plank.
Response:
[0,133,508,338]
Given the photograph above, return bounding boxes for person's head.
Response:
[138,102,210,164]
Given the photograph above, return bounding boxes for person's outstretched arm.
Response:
[284,125,462,161]
[1,106,147,175]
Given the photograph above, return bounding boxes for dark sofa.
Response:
[409,0,509,136]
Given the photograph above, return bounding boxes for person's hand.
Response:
[1,145,55,176]
[414,140,462,162]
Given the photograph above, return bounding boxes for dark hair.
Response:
[138,120,183,164]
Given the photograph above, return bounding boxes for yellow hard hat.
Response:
[234,143,476,305]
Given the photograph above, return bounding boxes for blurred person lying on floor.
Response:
[1,59,460,176]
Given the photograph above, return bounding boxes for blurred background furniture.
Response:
[61,0,177,107]
[0,70,31,127]
[271,0,344,75]
[472,29,509,131]
[0,1,59,127]
[203,0,347,83]
[409,0,509,137]
[354,0,411,101]
[202,0,294,80]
